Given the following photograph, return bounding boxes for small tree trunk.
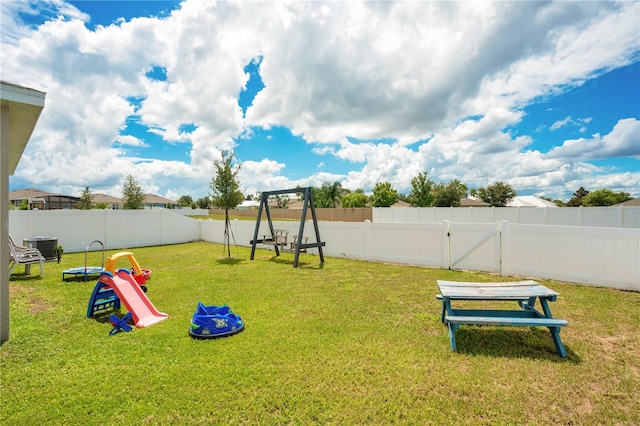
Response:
[224,209,231,258]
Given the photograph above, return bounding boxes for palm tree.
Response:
[319,181,343,208]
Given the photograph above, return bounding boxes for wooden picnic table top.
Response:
[437,280,559,300]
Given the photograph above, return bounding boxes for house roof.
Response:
[9,188,52,201]
[9,188,79,201]
[460,198,490,207]
[615,198,640,206]
[1,81,46,175]
[507,196,558,208]
[391,200,411,208]
[10,189,179,206]
[143,193,178,205]
[93,193,123,204]
[238,199,260,208]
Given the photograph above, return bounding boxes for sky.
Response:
[2,0,639,202]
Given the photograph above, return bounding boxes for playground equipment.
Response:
[189,302,244,339]
[105,251,152,291]
[87,269,168,328]
[87,276,121,318]
[249,187,326,268]
[62,240,105,281]
[109,313,133,336]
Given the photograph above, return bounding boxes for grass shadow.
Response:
[453,327,580,362]
[61,275,100,283]
[8,273,46,282]
[90,309,127,324]
[215,257,245,266]
[263,255,325,269]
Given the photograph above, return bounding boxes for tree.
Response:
[76,186,94,210]
[178,195,194,208]
[566,187,589,207]
[122,174,145,209]
[370,182,399,207]
[272,194,289,209]
[476,181,517,207]
[210,150,244,257]
[582,189,632,206]
[408,172,434,207]
[195,196,210,209]
[541,196,564,207]
[431,180,467,207]
[315,182,343,208]
[341,189,368,208]
[397,193,410,203]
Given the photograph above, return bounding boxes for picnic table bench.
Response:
[437,280,569,357]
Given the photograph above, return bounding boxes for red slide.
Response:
[99,270,168,328]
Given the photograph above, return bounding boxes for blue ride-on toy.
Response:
[189,302,245,339]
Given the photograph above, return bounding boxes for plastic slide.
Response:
[98,270,168,328]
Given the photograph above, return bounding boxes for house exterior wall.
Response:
[1,105,10,341]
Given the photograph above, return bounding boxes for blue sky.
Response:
[2,0,639,202]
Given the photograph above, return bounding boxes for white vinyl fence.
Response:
[9,210,639,292]
[374,206,640,228]
[173,207,209,216]
[9,209,201,253]
[201,218,639,292]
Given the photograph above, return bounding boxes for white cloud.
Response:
[549,116,594,132]
[115,135,148,147]
[547,118,640,160]
[550,117,573,131]
[2,0,639,202]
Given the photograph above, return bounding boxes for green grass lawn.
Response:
[2,242,639,425]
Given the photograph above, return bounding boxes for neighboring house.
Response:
[286,198,305,209]
[93,193,123,209]
[9,188,79,210]
[143,194,180,209]
[460,196,490,207]
[615,198,640,207]
[507,196,558,208]
[237,199,260,209]
[391,200,411,208]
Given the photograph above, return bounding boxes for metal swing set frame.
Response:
[249,187,326,268]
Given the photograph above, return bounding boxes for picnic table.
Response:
[437,280,568,357]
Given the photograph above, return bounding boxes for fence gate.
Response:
[446,221,503,274]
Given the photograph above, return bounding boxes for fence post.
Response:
[102,209,108,249]
[364,220,371,261]
[495,221,502,273]
[159,209,164,246]
[579,206,583,226]
[500,220,509,276]
[442,220,451,269]
[618,206,624,228]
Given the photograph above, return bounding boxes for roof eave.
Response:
[1,81,46,175]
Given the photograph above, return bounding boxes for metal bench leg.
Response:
[448,323,457,351]
[549,327,567,358]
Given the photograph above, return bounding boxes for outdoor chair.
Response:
[8,234,45,278]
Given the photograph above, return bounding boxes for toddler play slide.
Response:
[98,270,168,328]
